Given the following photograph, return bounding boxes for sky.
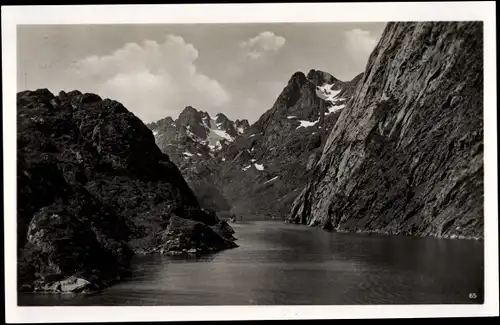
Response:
[17,23,386,123]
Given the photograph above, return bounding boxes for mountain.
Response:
[17,89,237,293]
[287,22,483,239]
[147,108,249,163]
[146,109,249,213]
[216,69,362,217]
[148,68,362,218]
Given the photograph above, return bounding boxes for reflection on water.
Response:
[19,221,484,306]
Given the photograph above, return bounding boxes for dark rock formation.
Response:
[17,89,237,293]
[177,106,209,139]
[287,22,483,239]
[139,216,237,256]
[306,69,341,89]
[235,119,250,132]
[215,113,238,137]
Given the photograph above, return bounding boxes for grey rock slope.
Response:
[287,22,483,239]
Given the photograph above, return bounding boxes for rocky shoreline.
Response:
[291,220,483,241]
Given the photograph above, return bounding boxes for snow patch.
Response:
[201,117,211,128]
[315,83,342,101]
[287,116,297,119]
[222,157,226,162]
[152,130,159,136]
[296,119,320,129]
[186,129,198,140]
[264,176,279,184]
[254,163,264,171]
[215,141,222,150]
[242,165,252,171]
[183,152,194,157]
[326,104,345,115]
[206,128,234,150]
[237,127,245,134]
[211,129,233,141]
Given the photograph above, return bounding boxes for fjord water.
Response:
[19,221,483,306]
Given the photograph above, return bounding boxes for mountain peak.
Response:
[180,105,199,115]
[235,119,250,131]
[306,69,339,86]
[288,71,308,86]
[215,112,229,120]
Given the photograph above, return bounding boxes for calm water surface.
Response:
[19,221,484,305]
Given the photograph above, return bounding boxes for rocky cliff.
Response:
[17,89,237,293]
[287,22,483,239]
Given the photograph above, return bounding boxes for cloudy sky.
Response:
[17,23,386,123]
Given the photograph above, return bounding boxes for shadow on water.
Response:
[18,220,484,306]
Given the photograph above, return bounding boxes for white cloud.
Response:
[67,35,231,123]
[344,28,378,67]
[240,31,286,60]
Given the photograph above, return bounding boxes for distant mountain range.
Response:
[147,108,249,162]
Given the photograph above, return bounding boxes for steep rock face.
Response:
[287,22,483,239]
[17,89,237,292]
[215,113,239,137]
[177,106,209,139]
